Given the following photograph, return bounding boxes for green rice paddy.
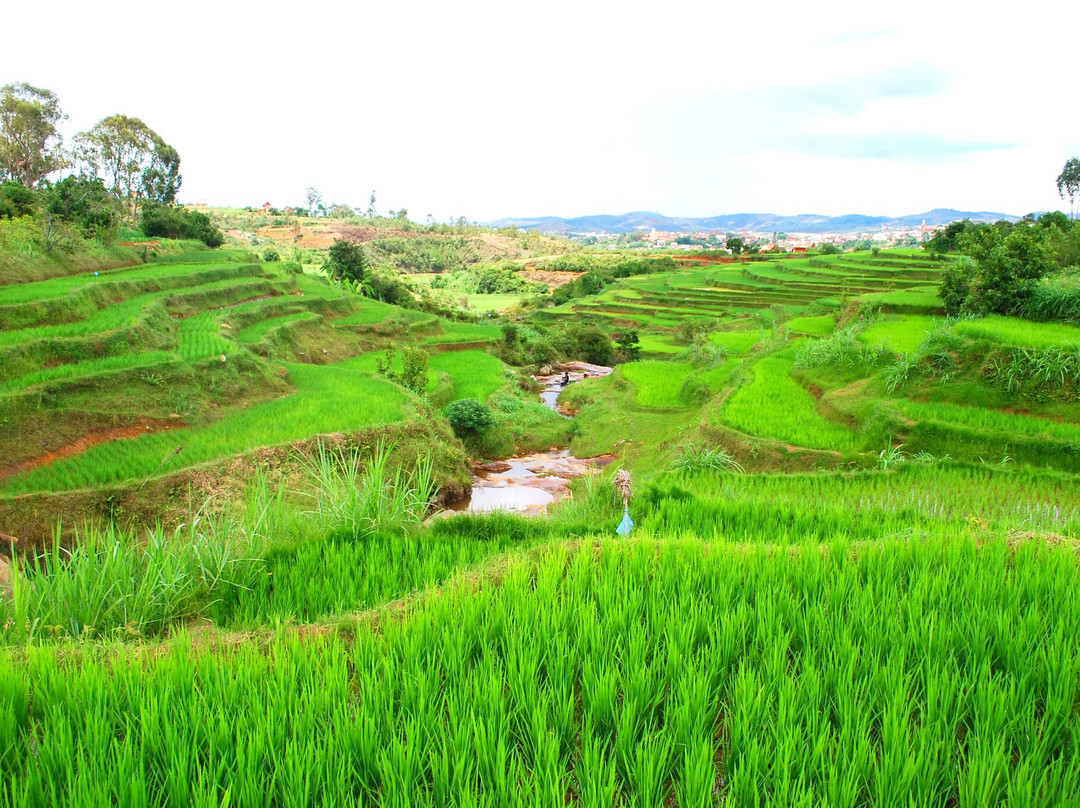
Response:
[785,314,835,336]
[894,398,1080,445]
[953,315,1080,349]
[859,315,939,354]
[708,329,763,354]
[618,361,695,408]
[719,355,855,451]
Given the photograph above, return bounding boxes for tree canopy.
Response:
[0,83,67,187]
[325,239,367,284]
[1057,158,1080,220]
[939,219,1068,317]
[74,115,181,219]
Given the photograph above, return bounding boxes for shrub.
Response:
[375,347,429,394]
[579,271,606,295]
[0,180,38,219]
[946,223,1054,316]
[261,246,280,262]
[557,324,614,366]
[325,239,366,283]
[445,398,495,438]
[365,272,413,306]
[45,175,119,238]
[677,375,709,405]
[615,330,641,362]
[939,256,978,316]
[141,204,224,247]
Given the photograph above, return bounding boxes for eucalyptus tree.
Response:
[1057,157,1080,219]
[0,82,68,186]
[74,115,181,219]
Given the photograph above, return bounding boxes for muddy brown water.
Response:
[447,363,613,515]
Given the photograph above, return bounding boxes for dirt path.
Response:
[0,418,182,480]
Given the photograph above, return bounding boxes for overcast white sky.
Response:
[4,0,1079,220]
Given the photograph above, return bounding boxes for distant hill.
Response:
[486,208,1018,235]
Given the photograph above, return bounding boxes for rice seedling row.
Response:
[3,534,1078,807]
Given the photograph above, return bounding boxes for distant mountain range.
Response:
[486,208,1017,235]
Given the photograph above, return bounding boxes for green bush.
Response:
[261,246,280,262]
[445,398,495,438]
[141,204,224,247]
[375,347,429,394]
[0,180,38,219]
[944,223,1055,316]
[325,239,366,283]
[557,323,614,366]
[45,175,119,238]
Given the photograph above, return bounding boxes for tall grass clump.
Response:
[985,346,1080,395]
[794,323,888,370]
[0,443,443,639]
[1022,269,1080,323]
[669,444,744,473]
[1,510,266,642]
[299,440,435,537]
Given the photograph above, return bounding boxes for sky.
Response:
[4,0,1079,221]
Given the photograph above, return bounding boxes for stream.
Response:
[447,362,613,514]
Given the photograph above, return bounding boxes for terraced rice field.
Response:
[5,242,1080,808]
[785,314,835,336]
[0,252,507,495]
[542,251,945,329]
[1,363,411,494]
[709,329,764,354]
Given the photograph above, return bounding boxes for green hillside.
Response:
[2,239,1080,806]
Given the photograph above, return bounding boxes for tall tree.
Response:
[141,137,181,205]
[1057,158,1080,220]
[74,115,181,219]
[305,186,322,217]
[0,83,67,186]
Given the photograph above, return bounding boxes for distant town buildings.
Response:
[569,221,938,252]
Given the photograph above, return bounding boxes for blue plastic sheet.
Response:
[616,507,633,536]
